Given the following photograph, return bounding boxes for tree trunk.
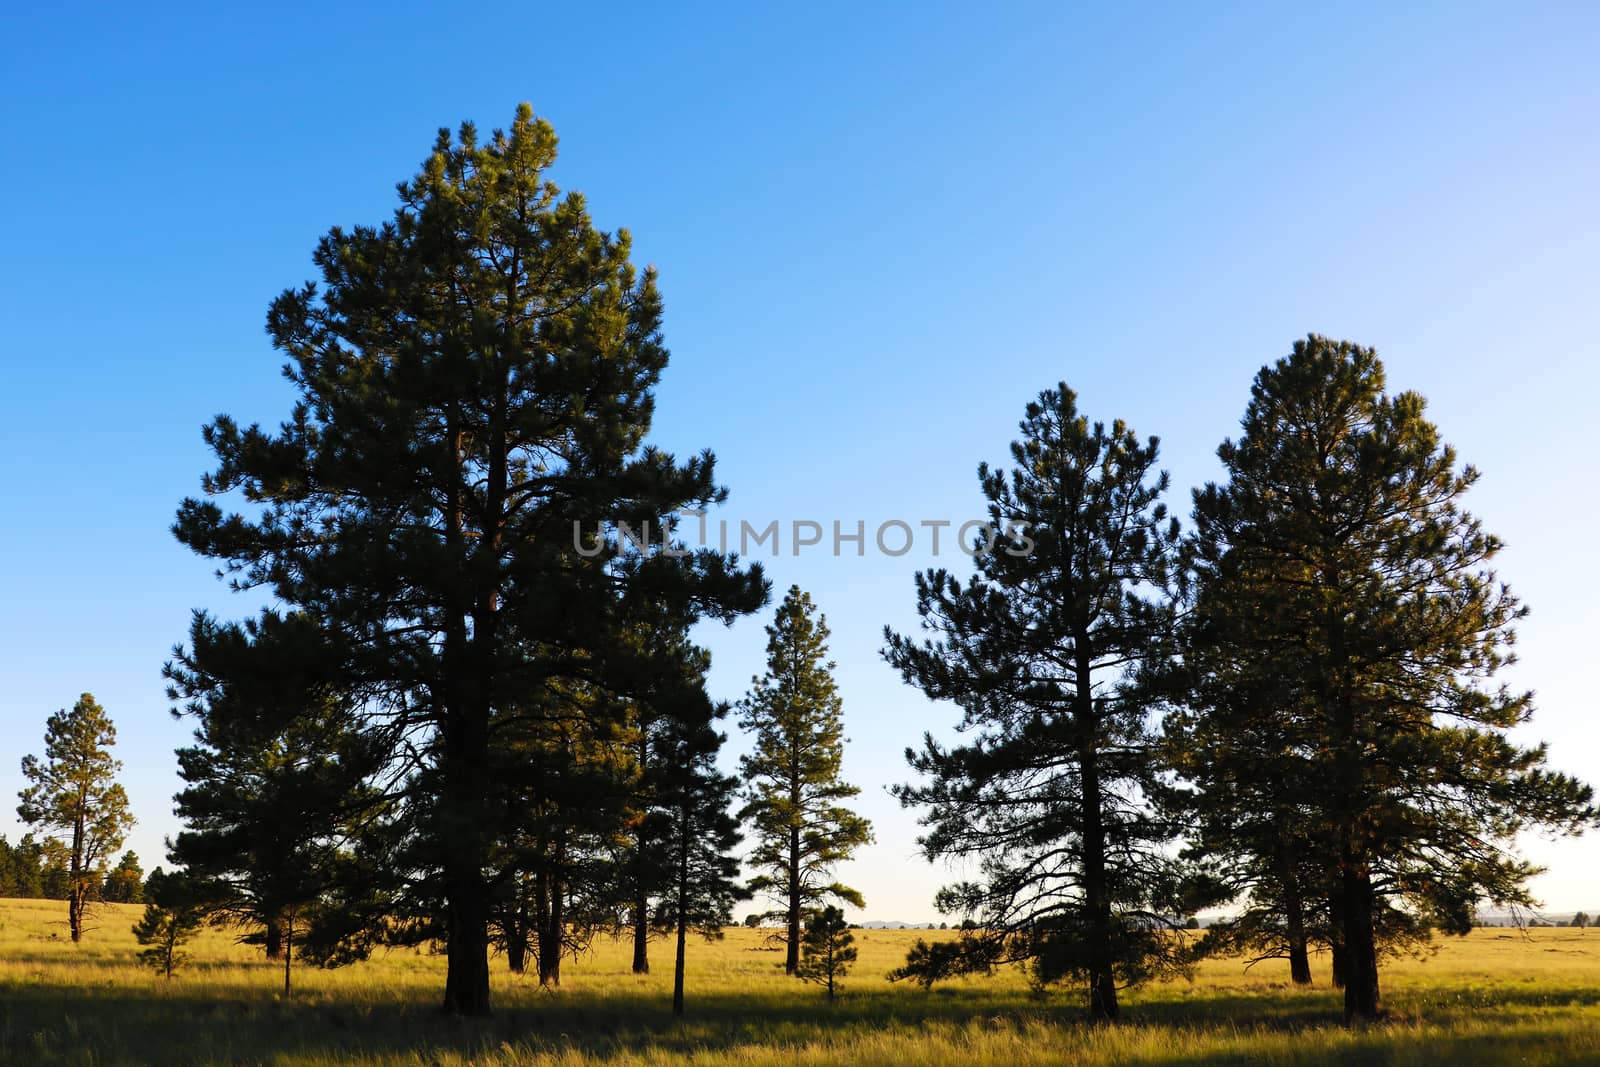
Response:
[632,898,650,974]
[1339,863,1382,1022]
[633,730,652,975]
[1288,934,1313,986]
[1080,758,1118,1021]
[264,915,284,961]
[69,806,86,943]
[1282,869,1312,986]
[1076,651,1118,1022]
[535,871,563,987]
[283,909,294,997]
[504,904,528,975]
[785,822,801,976]
[440,695,493,1016]
[547,881,564,986]
[672,805,690,1016]
[443,870,492,1014]
[1330,937,1346,989]
[438,411,502,1017]
[68,881,85,943]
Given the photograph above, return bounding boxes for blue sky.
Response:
[1,2,1596,922]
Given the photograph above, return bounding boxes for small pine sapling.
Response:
[132,869,203,978]
[796,906,856,1000]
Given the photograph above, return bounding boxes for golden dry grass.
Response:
[2,896,1598,1065]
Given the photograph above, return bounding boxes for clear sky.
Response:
[1,2,1596,922]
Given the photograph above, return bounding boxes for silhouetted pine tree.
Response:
[657,695,745,1016]
[885,384,1192,1021]
[171,104,765,1015]
[132,869,203,979]
[166,609,385,996]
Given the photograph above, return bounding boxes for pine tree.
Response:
[171,104,765,1015]
[486,680,633,988]
[132,869,203,979]
[739,587,872,975]
[1183,336,1598,1022]
[656,694,745,1016]
[1162,620,1330,986]
[884,385,1192,1021]
[612,612,719,976]
[796,905,856,1000]
[166,609,384,996]
[17,694,136,942]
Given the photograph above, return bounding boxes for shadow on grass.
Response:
[3,975,1597,1066]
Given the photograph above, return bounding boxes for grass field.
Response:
[3,897,1598,1066]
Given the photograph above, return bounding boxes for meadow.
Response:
[2,897,1598,1066]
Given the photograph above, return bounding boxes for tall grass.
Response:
[2,897,1597,1065]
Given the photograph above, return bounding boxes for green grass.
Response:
[3,897,1598,1065]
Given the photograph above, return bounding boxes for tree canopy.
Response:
[171,103,765,1015]
[1176,335,1599,1020]
[885,384,1194,1020]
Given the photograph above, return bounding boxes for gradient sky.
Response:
[2,2,1596,922]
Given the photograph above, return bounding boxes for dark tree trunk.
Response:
[673,811,690,1016]
[1281,866,1312,986]
[439,404,503,1018]
[504,903,529,975]
[785,821,801,976]
[68,882,85,943]
[1288,936,1313,986]
[1077,650,1118,1022]
[1329,893,1346,988]
[632,899,650,974]
[440,686,493,1016]
[536,871,564,987]
[443,871,492,1014]
[633,730,652,975]
[1080,756,1118,1021]
[264,915,284,961]
[283,909,294,997]
[672,908,688,1015]
[69,811,85,943]
[1339,863,1382,1022]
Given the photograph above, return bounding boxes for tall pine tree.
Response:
[738,586,872,975]
[17,694,135,942]
[1183,336,1598,1021]
[172,104,765,1014]
[884,385,1191,1021]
